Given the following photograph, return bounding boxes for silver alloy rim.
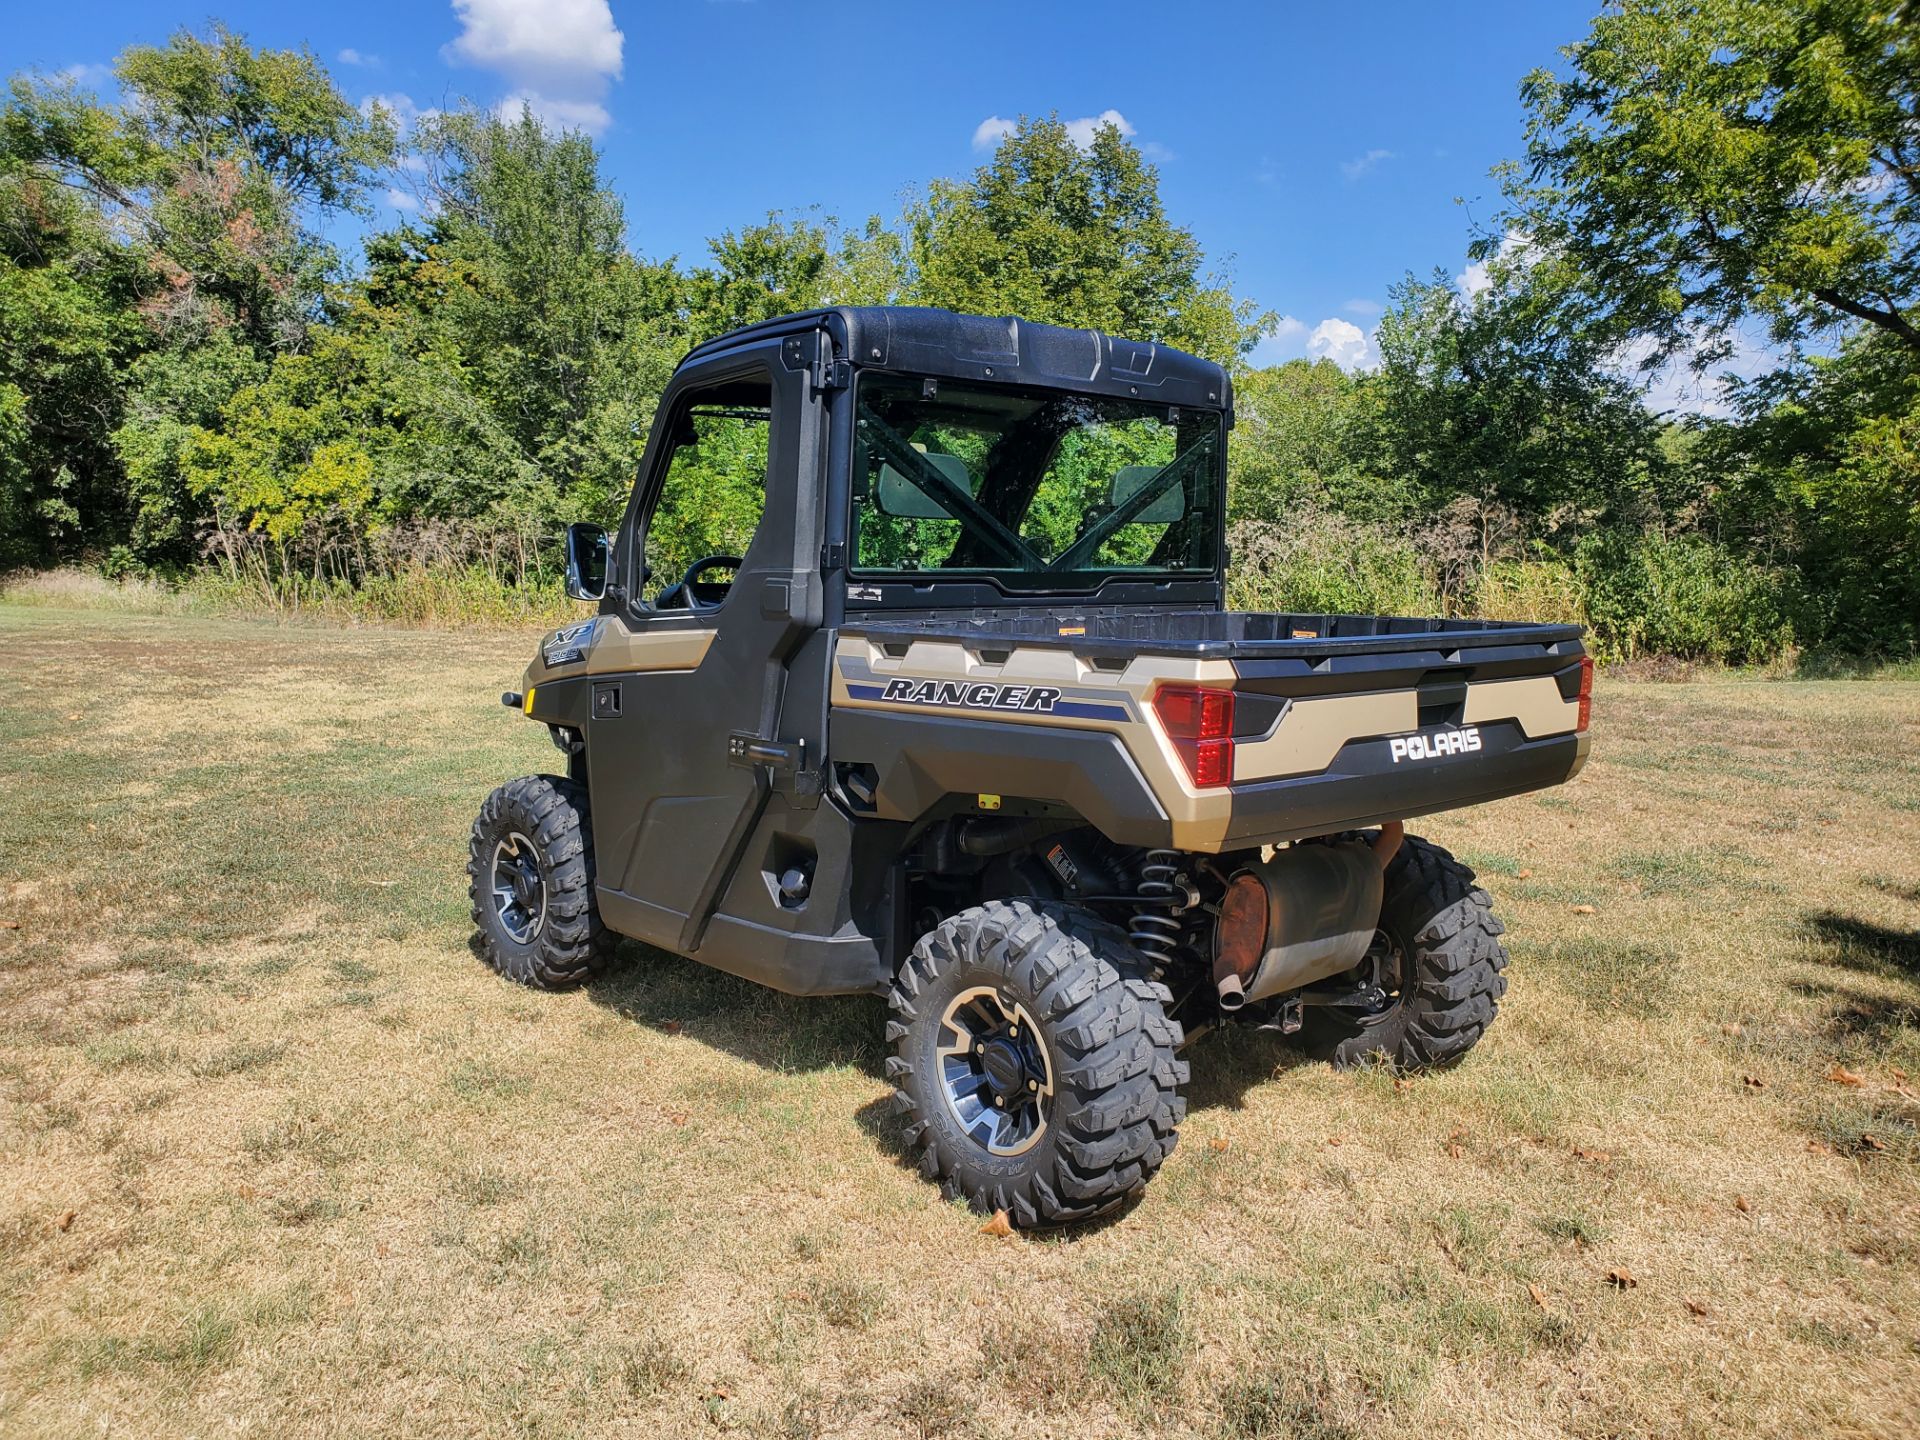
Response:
[490,832,546,945]
[935,986,1055,1157]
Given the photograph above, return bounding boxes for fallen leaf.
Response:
[1516,868,1534,880]
[1573,1146,1611,1162]
[666,1111,689,1127]
[662,1020,683,1036]
[1862,1134,1888,1153]
[711,1386,730,1401]
[55,1210,75,1232]
[1826,1063,1865,1087]
[1446,1143,1464,1159]
[1208,1137,1230,1153]
[1721,1022,1743,1037]
[1742,1074,1768,1090]
[1326,1135,1343,1147]
[375,1242,391,1258]
[1448,1127,1467,1142]
[1807,1138,1834,1154]
[1684,1298,1709,1317]
[1605,1268,1637,1290]
[1733,1195,1750,1213]
[1527,1283,1548,1309]
[1393,1077,1412,1093]
[0,919,19,930]
[979,1210,1013,1237]
[1571,904,1597,915]
[1892,1066,1910,1082]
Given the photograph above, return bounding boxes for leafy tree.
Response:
[0,26,392,561]
[902,116,1268,365]
[1228,359,1390,523]
[411,108,683,518]
[1700,329,1920,649]
[1366,270,1667,527]
[0,171,146,561]
[1499,0,1920,369]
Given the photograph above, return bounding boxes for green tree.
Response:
[411,108,683,519]
[0,171,147,561]
[1228,359,1388,524]
[902,116,1267,365]
[1499,0,1920,369]
[1367,270,1667,526]
[0,26,392,561]
[1702,329,1920,650]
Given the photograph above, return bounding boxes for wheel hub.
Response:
[934,987,1053,1157]
[979,1037,1029,1097]
[490,832,546,945]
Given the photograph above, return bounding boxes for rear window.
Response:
[850,374,1222,589]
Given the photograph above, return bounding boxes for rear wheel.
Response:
[1305,835,1508,1070]
[468,775,613,989]
[886,901,1187,1227]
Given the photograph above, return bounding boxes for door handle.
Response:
[727,733,804,771]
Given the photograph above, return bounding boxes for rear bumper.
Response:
[1222,726,1588,847]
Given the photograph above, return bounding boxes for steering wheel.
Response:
[657,554,743,612]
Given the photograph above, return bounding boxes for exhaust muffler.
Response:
[1212,840,1386,1009]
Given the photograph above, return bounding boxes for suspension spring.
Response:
[1129,849,1183,966]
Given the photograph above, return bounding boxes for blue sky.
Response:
[11,0,1606,373]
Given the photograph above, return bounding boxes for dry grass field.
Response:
[0,604,1916,1439]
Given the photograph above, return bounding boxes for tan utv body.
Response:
[474,306,1592,1225]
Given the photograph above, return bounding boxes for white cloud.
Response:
[444,0,623,134]
[497,91,611,133]
[1247,316,1310,368]
[360,93,437,135]
[1308,317,1378,372]
[1342,299,1382,318]
[972,116,1018,151]
[972,109,1141,153]
[57,62,113,88]
[1064,109,1134,148]
[1456,230,1531,300]
[1340,148,1394,180]
[337,48,380,68]
[385,187,421,213]
[1614,326,1783,419]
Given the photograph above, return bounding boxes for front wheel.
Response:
[468,775,614,989]
[1305,835,1509,1070]
[886,901,1187,1227]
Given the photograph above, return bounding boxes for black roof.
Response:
[682,306,1232,414]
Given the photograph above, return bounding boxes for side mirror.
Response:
[564,523,609,602]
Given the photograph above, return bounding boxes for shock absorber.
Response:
[1130,849,1183,966]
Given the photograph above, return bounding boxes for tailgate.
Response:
[832,611,1590,852]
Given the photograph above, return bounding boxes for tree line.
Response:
[1,2,1914,661]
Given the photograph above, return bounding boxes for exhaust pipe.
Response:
[1372,820,1405,870]
[1211,842,1386,1009]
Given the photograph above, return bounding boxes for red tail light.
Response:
[1153,685,1236,788]
[1576,655,1594,733]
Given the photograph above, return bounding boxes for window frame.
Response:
[620,361,777,621]
[844,372,1227,593]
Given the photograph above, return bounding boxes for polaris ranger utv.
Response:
[471,307,1592,1225]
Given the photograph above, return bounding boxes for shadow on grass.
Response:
[548,931,1327,1236]
[467,931,893,1078]
[1802,910,1920,978]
